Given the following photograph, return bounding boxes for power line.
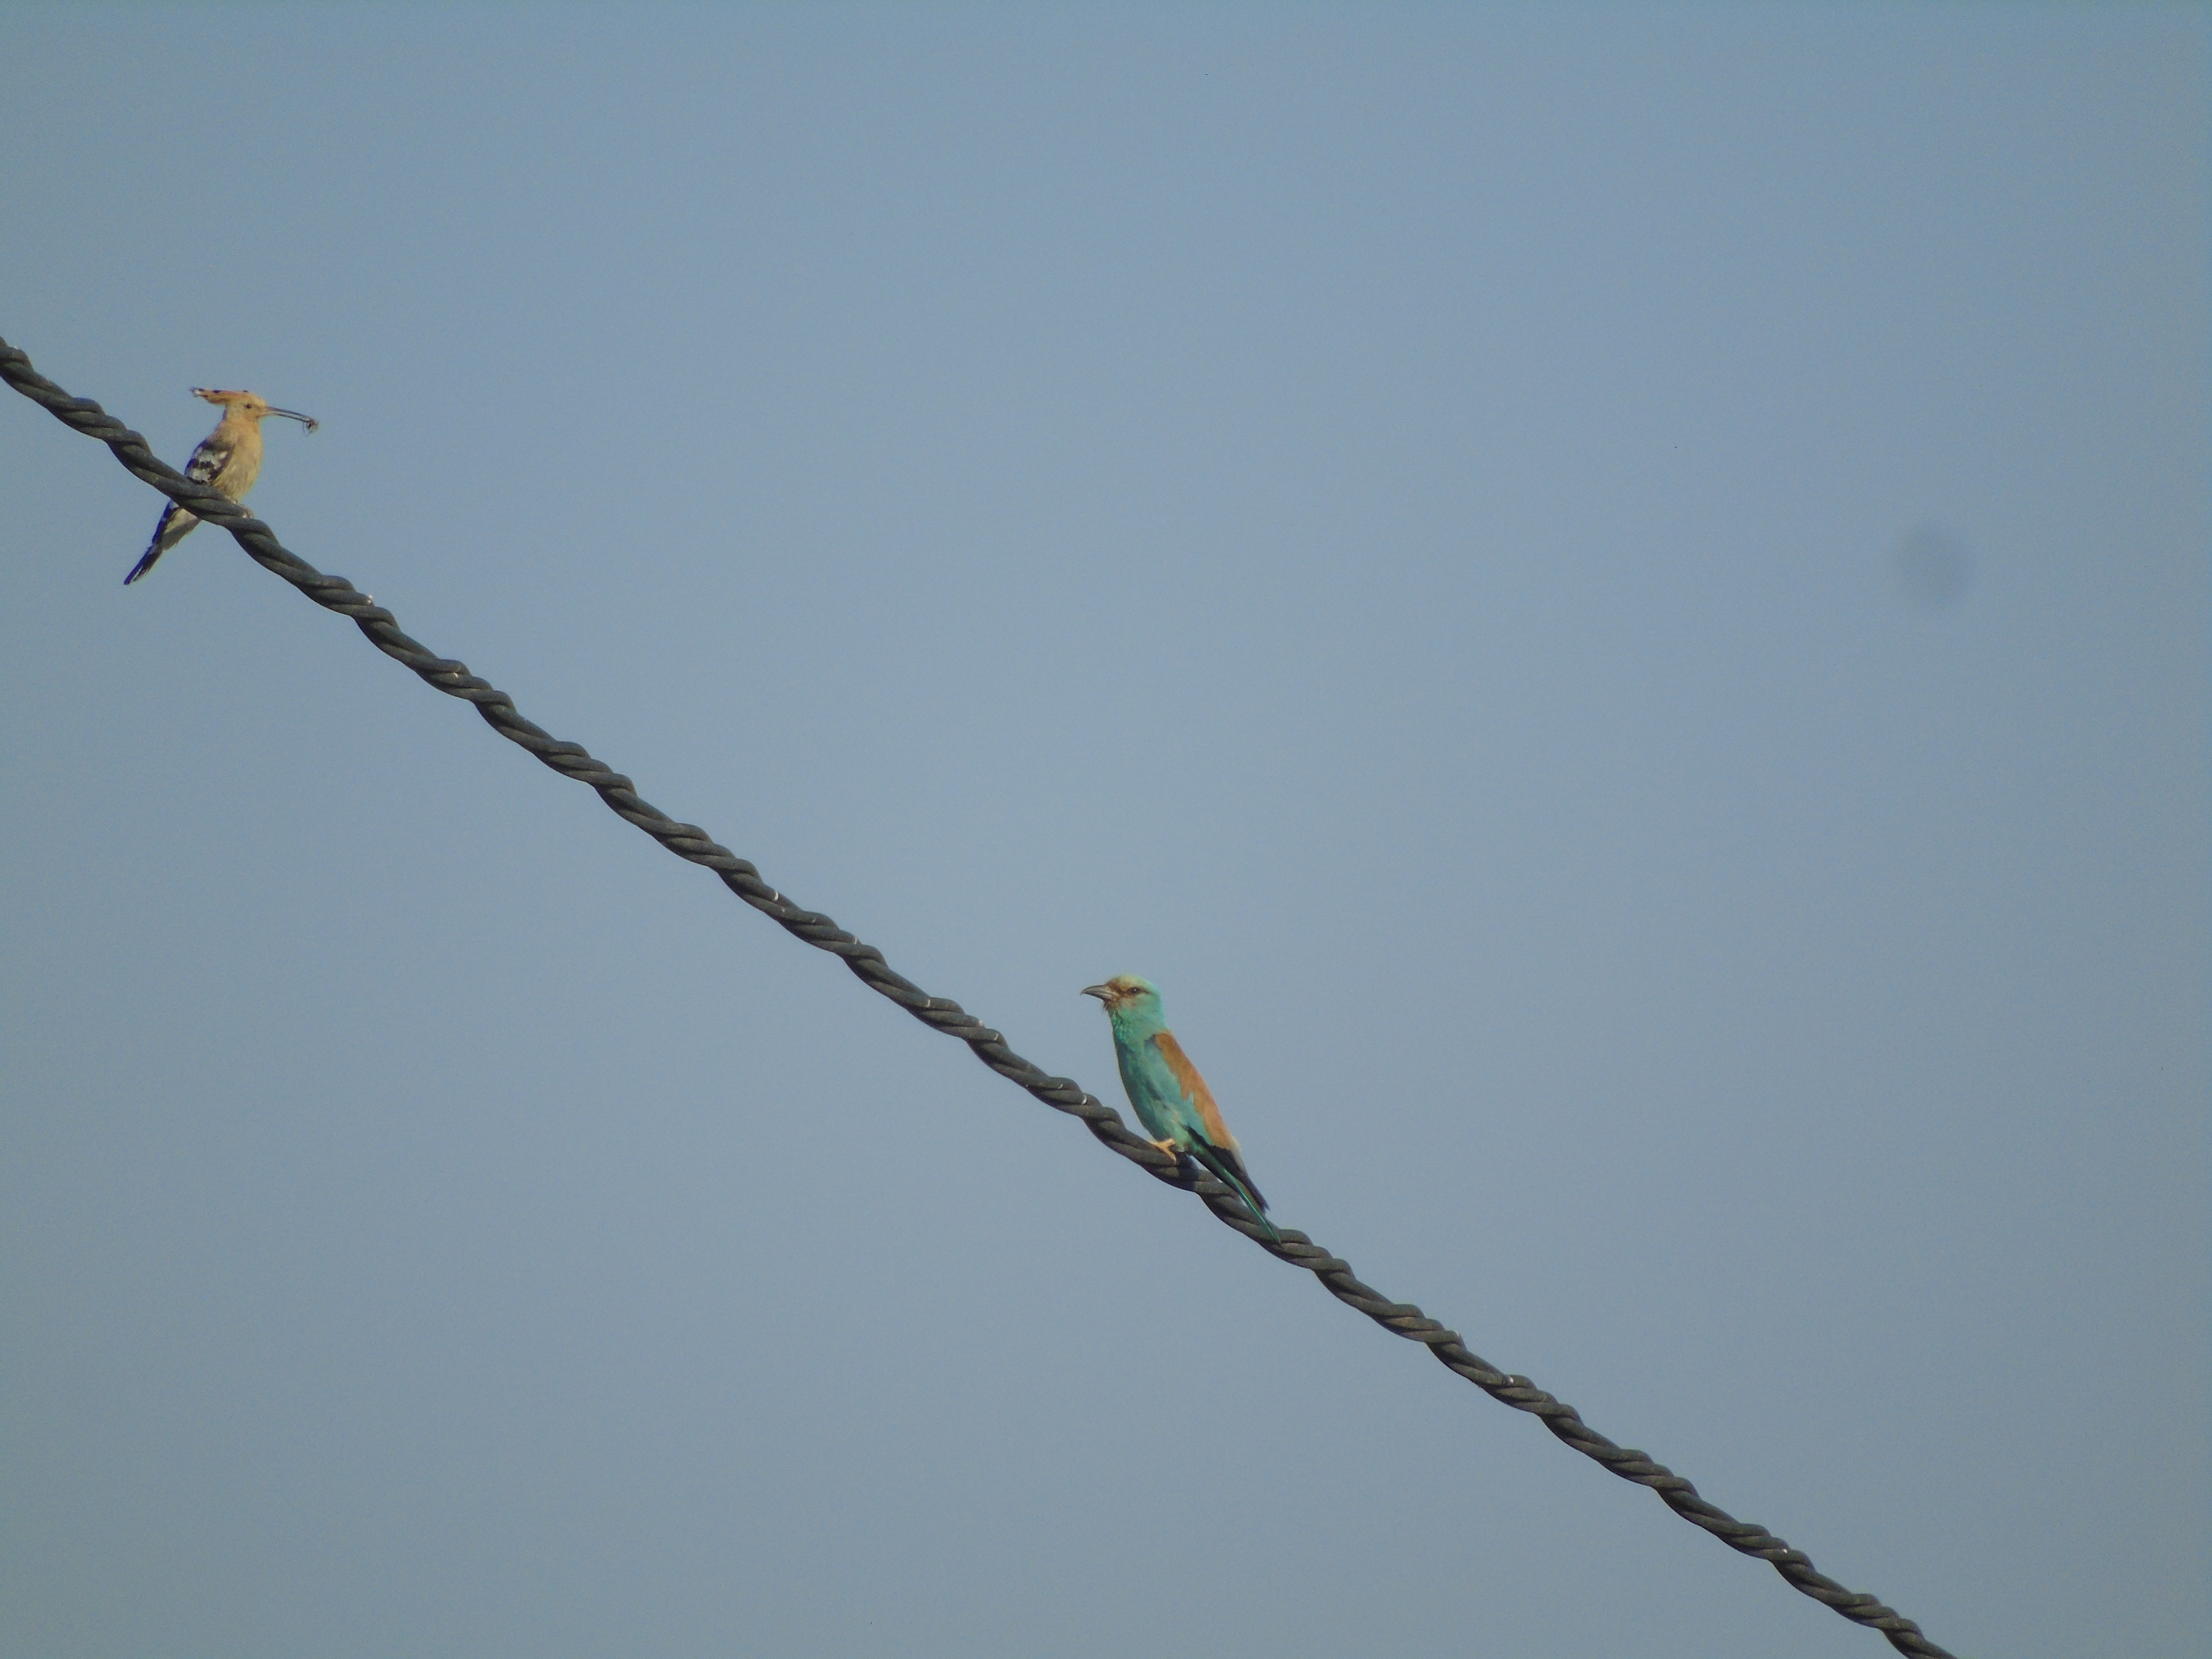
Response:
[2,337,1958,1659]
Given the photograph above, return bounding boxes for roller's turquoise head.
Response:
[1081,974,1164,1031]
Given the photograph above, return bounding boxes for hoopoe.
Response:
[124,388,317,585]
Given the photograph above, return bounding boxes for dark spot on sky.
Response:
[1893,524,1975,608]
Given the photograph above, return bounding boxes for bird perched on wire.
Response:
[1083,974,1277,1240]
[125,387,318,584]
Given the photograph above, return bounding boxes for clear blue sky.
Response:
[3,6,2204,1657]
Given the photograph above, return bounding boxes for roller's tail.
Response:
[1188,1143,1279,1242]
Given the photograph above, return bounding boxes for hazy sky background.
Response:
[2,6,2204,1657]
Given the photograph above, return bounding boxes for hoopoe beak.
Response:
[267,407,319,433]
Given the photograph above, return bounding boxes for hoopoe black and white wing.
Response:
[124,432,232,585]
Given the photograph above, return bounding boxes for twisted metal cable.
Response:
[2,336,1957,1659]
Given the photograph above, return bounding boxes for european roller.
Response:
[126,388,317,585]
[1083,975,1277,1240]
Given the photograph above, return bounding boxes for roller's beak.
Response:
[1081,983,1114,1002]
[268,407,319,433]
